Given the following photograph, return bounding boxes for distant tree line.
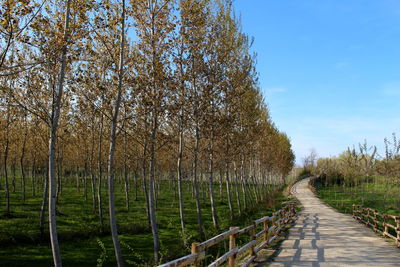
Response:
[311,134,400,186]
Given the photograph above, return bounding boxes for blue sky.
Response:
[233,0,400,164]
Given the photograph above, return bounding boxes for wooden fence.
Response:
[158,202,297,267]
[352,204,400,247]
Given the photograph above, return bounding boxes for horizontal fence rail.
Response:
[158,201,297,267]
[352,204,400,247]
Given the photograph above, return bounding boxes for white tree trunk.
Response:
[107,0,125,265]
[48,1,71,265]
[177,119,186,239]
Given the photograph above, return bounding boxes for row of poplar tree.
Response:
[0,0,295,265]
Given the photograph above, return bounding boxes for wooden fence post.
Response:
[228,227,237,267]
[373,210,378,232]
[251,221,256,257]
[271,213,277,237]
[191,242,200,267]
[396,217,400,248]
[383,215,388,238]
[361,208,365,224]
[263,219,269,243]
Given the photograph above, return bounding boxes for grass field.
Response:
[315,176,400,217]
[0,174,289,266]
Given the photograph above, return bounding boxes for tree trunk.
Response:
[31,160,36,197]
[225,162,234,219]
[11,159,16,193]
[3,109,10,216]
[193,125,204,239]
[49,126,62,266]
[219,169,223,203]
[142,134,151,226]
[47,1,72,264]
[251,159,259,202]
[90,117,97,213]
[107,1,126,264]
[240,157,247,210]
[20,120,27,203]
[208,135,218,229]
[98,114,104,229]
[40,166,49,238]
[252,175,259,203]
[56,143,62,204]
[134,165,138,201]
[84,156,88,201]
[148,111,160,262]
[124,170,130,210]
[177,118,186,239]
[123,132,129,211]
[75,166,80,192]
[233,161,241,216]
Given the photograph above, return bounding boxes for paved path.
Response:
[269,178,400,267]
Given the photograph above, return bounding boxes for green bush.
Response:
[298,169,312,179]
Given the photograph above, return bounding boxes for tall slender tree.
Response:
[107,0,126,265]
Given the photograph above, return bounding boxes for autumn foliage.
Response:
[0,0,294,265]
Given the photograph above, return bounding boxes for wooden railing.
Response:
[158,202,297,267]
[352,204,400,247]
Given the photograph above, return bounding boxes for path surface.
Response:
[268,178,400,267]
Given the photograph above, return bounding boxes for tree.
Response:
[0,0,298,263]
[302,148,318,171]
[178,0,210,238]
[132,0,176,262]
[106,0,126,265]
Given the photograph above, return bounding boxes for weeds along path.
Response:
[268,177,400,267]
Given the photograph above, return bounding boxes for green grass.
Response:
[0,174,289,266]
[315,176,400,216]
